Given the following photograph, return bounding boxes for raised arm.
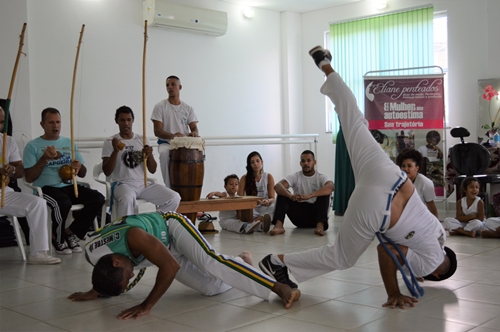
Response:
[143,145,157,174]
[117,228,180,320]
[24,146,59,183]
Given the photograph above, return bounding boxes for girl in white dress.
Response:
[442,177,484,237]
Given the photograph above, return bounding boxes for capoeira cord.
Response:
[123,268,146,293]
[375,232,424,298]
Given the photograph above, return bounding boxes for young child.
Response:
[442,177,485,237]
[206,174,261,234]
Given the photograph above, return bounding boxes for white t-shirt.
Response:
[0,136,20,193]
[285,170,331,204]
[418,145,440,162]
[218,192,239,221]
[413,173,436,204]
[150,99,198,144]
[384,190,446,277]
[101,133,150,184]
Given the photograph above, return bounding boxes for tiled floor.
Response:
[2,208,500,331]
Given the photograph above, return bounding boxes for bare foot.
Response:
[272,282,301,309]
[481,230,500,238]
[455,228,475,238]
[238,251,253,265]
[270,227,285,236]
[314,222,324,236]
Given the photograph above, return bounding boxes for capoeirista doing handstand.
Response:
[259,46,457,310]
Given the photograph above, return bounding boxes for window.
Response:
[325,8,447,137]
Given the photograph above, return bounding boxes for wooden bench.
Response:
[177,196,261,223]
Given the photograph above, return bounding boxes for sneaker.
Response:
[309,45,332,68]
[259,254,298,288]
[52,239,72,255]
[242,221,261,234]
[28,251,61,265]
[263,214,271,233]
[66,234,83,253]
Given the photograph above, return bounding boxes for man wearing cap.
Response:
[259,47,457,310]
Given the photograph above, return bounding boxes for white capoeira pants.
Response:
[165,213,274,299]
[442,217,484,232]
[253,203,275,220]
[284,72,407,282]
[484,217,500,232]
[158,144,171,187]
[219,217,245,233]
[113,182,180,218]
[0,190,50,253]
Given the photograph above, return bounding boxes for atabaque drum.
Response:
[169,137,205,201]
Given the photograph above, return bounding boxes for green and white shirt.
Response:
[85,212,170,269]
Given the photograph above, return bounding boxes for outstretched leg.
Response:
[260,47,407,284]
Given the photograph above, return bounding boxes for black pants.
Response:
[272,194,330,230]
[41,185,104,242]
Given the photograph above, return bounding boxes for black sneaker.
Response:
[52,239,72,255]
[309,46,332,68]
[66,234,83,253]
[259,254,298,288]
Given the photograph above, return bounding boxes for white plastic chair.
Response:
[93,162,157,228]
[24,179,98,254]
[1,215,27,261]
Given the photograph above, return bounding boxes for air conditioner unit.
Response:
[143,0,228,37]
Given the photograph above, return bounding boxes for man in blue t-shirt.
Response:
[23,107,104,255]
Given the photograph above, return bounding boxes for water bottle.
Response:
[494,132,500,147]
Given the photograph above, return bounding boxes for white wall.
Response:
[301,0,500,179]
[0,0,299,195]
[2,0,499,197]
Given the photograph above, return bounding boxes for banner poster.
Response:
[364,75,445,196]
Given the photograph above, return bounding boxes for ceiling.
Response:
[219,0,363,13]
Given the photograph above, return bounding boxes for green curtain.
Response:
[333,127,354,215]
[330,7,434,214]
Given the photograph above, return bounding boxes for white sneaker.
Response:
[242,221,261,234]
[28,251,61,265]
